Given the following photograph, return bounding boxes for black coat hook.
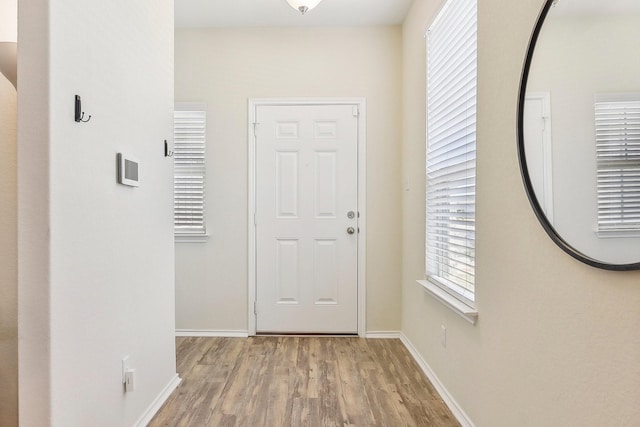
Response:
[75,95,92,123]
[164,140,173,157]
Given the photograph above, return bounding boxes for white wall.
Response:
[18,0,178,425]
[527,14,640,264]
[402,0,640,425]
[174,26,403,334]
[0,56,18,427]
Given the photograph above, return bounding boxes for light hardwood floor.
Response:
[149,337,460,427]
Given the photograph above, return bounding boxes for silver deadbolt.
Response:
[347,211,355,219]
[347,227,355,235]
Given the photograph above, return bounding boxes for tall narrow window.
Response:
[595,94,640,237]
[173,104,206,238]
[426,0,477,304]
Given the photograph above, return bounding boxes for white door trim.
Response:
[248,98,367,337]
[524,92,554,223]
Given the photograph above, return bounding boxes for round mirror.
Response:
[518,0,640,270]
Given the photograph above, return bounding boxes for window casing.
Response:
[426,0,477,304]
[595,94,640,237]
[173,104,206,237]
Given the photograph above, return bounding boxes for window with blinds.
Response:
[595,94,640,237]
[173,105,206,236]
[426,0,477,304]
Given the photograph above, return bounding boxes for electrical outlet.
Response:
[440,325,447,348]
[121,356,130,384]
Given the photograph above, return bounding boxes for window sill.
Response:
[175,234,209,243]
[595,228,640,239]
[416,280,478,325]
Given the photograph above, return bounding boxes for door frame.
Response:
[524,92,553,223]
[247,98,367,336]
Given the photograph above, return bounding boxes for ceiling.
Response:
[175,0,414,28]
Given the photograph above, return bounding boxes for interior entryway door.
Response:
[254,103,359,334]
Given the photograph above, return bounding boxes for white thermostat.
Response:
[117,153,140,187]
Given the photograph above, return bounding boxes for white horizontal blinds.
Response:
[426,0,477,302]
[174,108,206,234]
[174,110,206,167]
[595,95,640,233]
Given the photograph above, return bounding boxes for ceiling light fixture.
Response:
[286,0,323,15]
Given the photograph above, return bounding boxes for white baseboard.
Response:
[175,329,249,338]
[399,333,475,427]
[177,330,395,339]
[134,373,181,427]
[365,331,401,339]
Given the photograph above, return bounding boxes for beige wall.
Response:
[18,0,177,424]
[402,0,640,425]
[0,70,17,427]
[175,26,403,333]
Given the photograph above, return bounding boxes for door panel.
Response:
[314,152,337,218]
[313,239,338,304]
[255,104,358,333]
[275,239,300,303]
[276,152,299,218]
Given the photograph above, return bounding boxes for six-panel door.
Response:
[255,104,359,333]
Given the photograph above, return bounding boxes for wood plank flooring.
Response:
[149,337,459,427]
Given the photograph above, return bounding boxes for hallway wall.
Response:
[18,0,178,425]
[0,60,18,427]
[174,26,403,334]
[401,0,640,425]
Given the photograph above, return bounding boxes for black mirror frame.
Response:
[517,0,640,271]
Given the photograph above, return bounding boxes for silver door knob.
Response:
[347,227,355,235]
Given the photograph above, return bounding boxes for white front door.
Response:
[255,103,359,333]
